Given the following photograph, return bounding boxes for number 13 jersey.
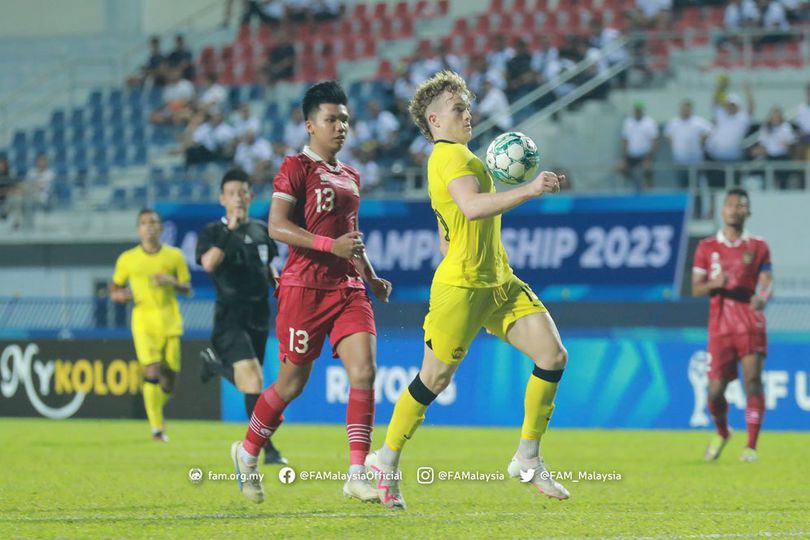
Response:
[272,145,364,290]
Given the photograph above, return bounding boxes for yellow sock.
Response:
[521,374,559,440]
[384,388,428,452]
[142,381,164,432]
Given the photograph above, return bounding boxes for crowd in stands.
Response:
[619,77,810,193]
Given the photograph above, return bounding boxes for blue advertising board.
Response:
[156,193,690,301]
[222,329,810,431]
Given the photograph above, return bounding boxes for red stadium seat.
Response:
[399,15,414,37]
[379,17,394,39]
[221,44,234,62]
[353,3,368,19]
[453,18,469,34]
[475,14,491,33]
[377,59,393,80]
[373,2,387,20]
[437,0,449,15]
[238,62,256,84]
[237,24,251,43]
[394,1,408,18]
[414,0,429,17]
[490,0,505,13]
[257,24,273,46]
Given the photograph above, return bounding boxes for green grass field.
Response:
[1,419,808,539]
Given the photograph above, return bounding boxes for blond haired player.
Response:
[367,71,570,509]
[111,209,191,441]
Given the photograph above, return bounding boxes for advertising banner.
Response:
[157,193,690,301]
[0,340,219,419]
[222,329,810,430]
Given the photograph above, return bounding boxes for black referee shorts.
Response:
[211,300,271,367]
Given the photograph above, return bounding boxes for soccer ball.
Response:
[485,132,541,185]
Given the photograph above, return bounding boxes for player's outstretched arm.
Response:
[268,196,364,259]
[751,270,773,311]
[448,170,562,221]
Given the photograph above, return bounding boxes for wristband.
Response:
[312,235,334,253]
[759,290,770,303]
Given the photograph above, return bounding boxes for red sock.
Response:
[745,394,765,450]
[243,385,287,456]
[708,395,730,438]
[346,387,374,466]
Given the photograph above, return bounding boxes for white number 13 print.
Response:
[315,188,335,213]
[288,328,310,354]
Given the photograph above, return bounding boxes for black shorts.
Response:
[212,300,271,367]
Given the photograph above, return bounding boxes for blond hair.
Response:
[408,70,474,142]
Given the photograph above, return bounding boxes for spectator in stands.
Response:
[347,147,382,193]
[354,100,400,158]
[796,83,810,160]
[506,38,539,103]
[707,83,754,162]
[270,140,294,172]
[531,35,559,83]
[720,0,761,49]
[127,35,166,88]
[313,1,343,22]
[24,153,55,210]
[283,107,308,152]
[233,102,261,139]
[618,101,660,190]
[409,41,442,87]
[238,0,285,26]
[486,34,515,77]
[285,0,311,23]
[262,26,295,85]
[758,0,790,44]
[629,0,673,29]
[0,156,18,222]
[408,134,433,168]
[183,111,237,167]
[467,53,502,97]
[150,67,196,126]
[198,73,228,113]
[476,76,513,140]
[752,106,797,188]
[665,99,713,188]
[234,129,273,183]
[435,42,463,75]
[589,17,629,87]
[168,34,195,82]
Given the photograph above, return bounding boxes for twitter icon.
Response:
[519,468,535,483]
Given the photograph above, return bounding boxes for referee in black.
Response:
[196,168,286,464]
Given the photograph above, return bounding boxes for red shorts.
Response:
[275,285,376,365]
[707,332,768,381]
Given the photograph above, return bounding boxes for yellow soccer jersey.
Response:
[427,141,512,287]
[112,244,190,337]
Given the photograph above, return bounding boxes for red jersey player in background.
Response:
[230,81,392,504]
[692,188,773,463]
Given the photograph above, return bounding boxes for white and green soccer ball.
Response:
[485,132,541,185]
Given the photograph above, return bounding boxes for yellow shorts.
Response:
[423,275,547,365]
[132,331,181,372]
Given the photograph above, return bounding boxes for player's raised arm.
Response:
[448,170,562,222]
[268,195,364,259]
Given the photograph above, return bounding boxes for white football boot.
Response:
[365,450,406,510]
[507,454,571,500]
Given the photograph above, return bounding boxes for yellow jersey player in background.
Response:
[367,71,570,509]
[111,209,191,442]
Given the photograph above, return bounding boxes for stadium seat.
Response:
[110,187,127,209]
[132,185,148,207]
[377,59,393,80]
[50,110,66,128]
[372,2,387,20]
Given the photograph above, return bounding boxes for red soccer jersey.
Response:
[272,146,364,290]
[693,231,772,336]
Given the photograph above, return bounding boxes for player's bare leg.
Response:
[336,332,379,502]
[232,359,312,503]
[234,359,287,465]
[740,353,765,462]
[504,312,570,500]
[705,378,732,461]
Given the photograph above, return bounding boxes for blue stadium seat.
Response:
[52,182,72,208]
[110,187,127,209]
[71,126,86,145]
[154,180,171,199]
[128,107,145,126]
[51,127,66,147]
[12,131,26,149]
[51,109,66,128]
[89,108,104,126]
[130,124,145,143]
[197,182,212,200]
[112,146,127,167]
[109,107,124,125]
[228,86,242,110]
[147,87,162,108]
[150,166,166,182]
[90,125,106,145]
[110,125,125,146]
[249,84,264,100]
[92,148,108,168]
[132,145,147,166]
[32,129,47,151]
[54,162,70,178]
[176,181,194,200]
[70,109,84,129]
[93,164,110,186]
[109,89,123,108]
[264,102,279,120]
[132,185,148,207]
[73,147,88,170]
[88,90,103,107]
[127,88,143,107]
